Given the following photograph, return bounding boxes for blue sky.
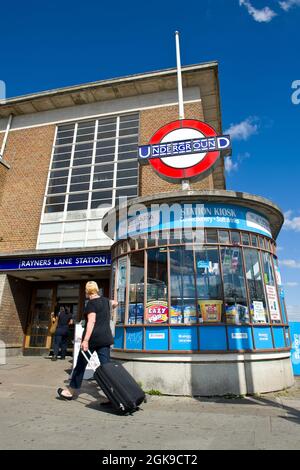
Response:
[1,0,299,316]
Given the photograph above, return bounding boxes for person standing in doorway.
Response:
[52,305,73,361]
[57,281,117,400]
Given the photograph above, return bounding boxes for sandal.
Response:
[57,388,73,401]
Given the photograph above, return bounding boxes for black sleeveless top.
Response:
[83,297,113,349]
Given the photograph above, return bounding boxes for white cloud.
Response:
[279,0,300,11]
[284,282,299,287]
[280,259,300,269]
[225,153,251,174]
[225,157,238,173]
[224,118,258,141]
[283,210,300,232]
[239,0,277,22]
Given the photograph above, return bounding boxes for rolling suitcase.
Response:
[81,350,146,414]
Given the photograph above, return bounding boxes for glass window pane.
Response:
[47,184,67,195]
[128,252,145,325]
[118,160,137,171]
[71,174,90,184]
[68,193,89,202]
[70,166,90,177]
[91,190,113,201]
[50,169,69,179]
[91,199,112,209]
[206,229,218,243]
[241,233,250,246]
[73,157,93,167]
[116,258,127,324]
[170,247,197,324]
[244,248,268,323]
[262,252,275,286]
[231,231,240,245]
[218,230,230,244]
[57,124,75,134]
[46,195,65,205]
[120,113,139,123]
[251,235,258,247]
[45,204,65,213]
[93,180,114,190]
[55,135,74,146]
[116,177,138,188]
[221,247,249,324]
[67,201,88,211]
[262,252,281,323]
[116,187,138,199]
[69,183,90,192]
[119,127,139,137]
[147,248,168,324]
[52,160,70,170]
[259,237,265,249]
[195,247,223,323]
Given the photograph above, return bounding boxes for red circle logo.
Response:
[148,119,220,180]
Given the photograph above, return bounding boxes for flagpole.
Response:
[175,31,190,190]
[175,31,185,120]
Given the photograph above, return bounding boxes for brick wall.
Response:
[0,125,55,254]
[0,274,31,352]
[139,103,225,196]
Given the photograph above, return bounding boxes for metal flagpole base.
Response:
[181,179,190,190]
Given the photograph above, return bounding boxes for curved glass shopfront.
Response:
[110,229,290,353]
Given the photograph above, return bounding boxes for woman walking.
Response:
[52,305,73,361]
[57,281,117,400]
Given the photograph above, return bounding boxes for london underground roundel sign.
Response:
[138,119,231,181]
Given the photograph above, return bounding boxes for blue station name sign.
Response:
[0,253,111,271]
[139,135,231,161]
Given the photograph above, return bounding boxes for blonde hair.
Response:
[85,281,100,296]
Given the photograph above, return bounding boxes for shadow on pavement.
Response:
[194,394,300,426]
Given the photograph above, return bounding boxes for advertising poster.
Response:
[146,301,168,324]
[266,285,281,321]
[252,301,267,322]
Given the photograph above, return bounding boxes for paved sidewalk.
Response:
[0,356,300,450]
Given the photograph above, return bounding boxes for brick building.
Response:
[0,63,293,395]
[0,62,224,355]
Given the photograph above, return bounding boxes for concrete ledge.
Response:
[111,352,294,396]
[2,347,23,358]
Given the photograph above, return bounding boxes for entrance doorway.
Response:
[24,279,109,353]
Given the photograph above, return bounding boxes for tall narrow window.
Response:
[170,247,197,324]
[221,247,249,324]
[262,252,282,323]
[244,248,269,323]
[128,252,145,325]
[146,248,168,324]
[195,247,222,323]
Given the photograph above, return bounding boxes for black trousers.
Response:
[53,332,68,358]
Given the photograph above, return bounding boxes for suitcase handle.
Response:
[81,349,98,372]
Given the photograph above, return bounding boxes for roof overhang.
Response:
[0,62,219,118]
